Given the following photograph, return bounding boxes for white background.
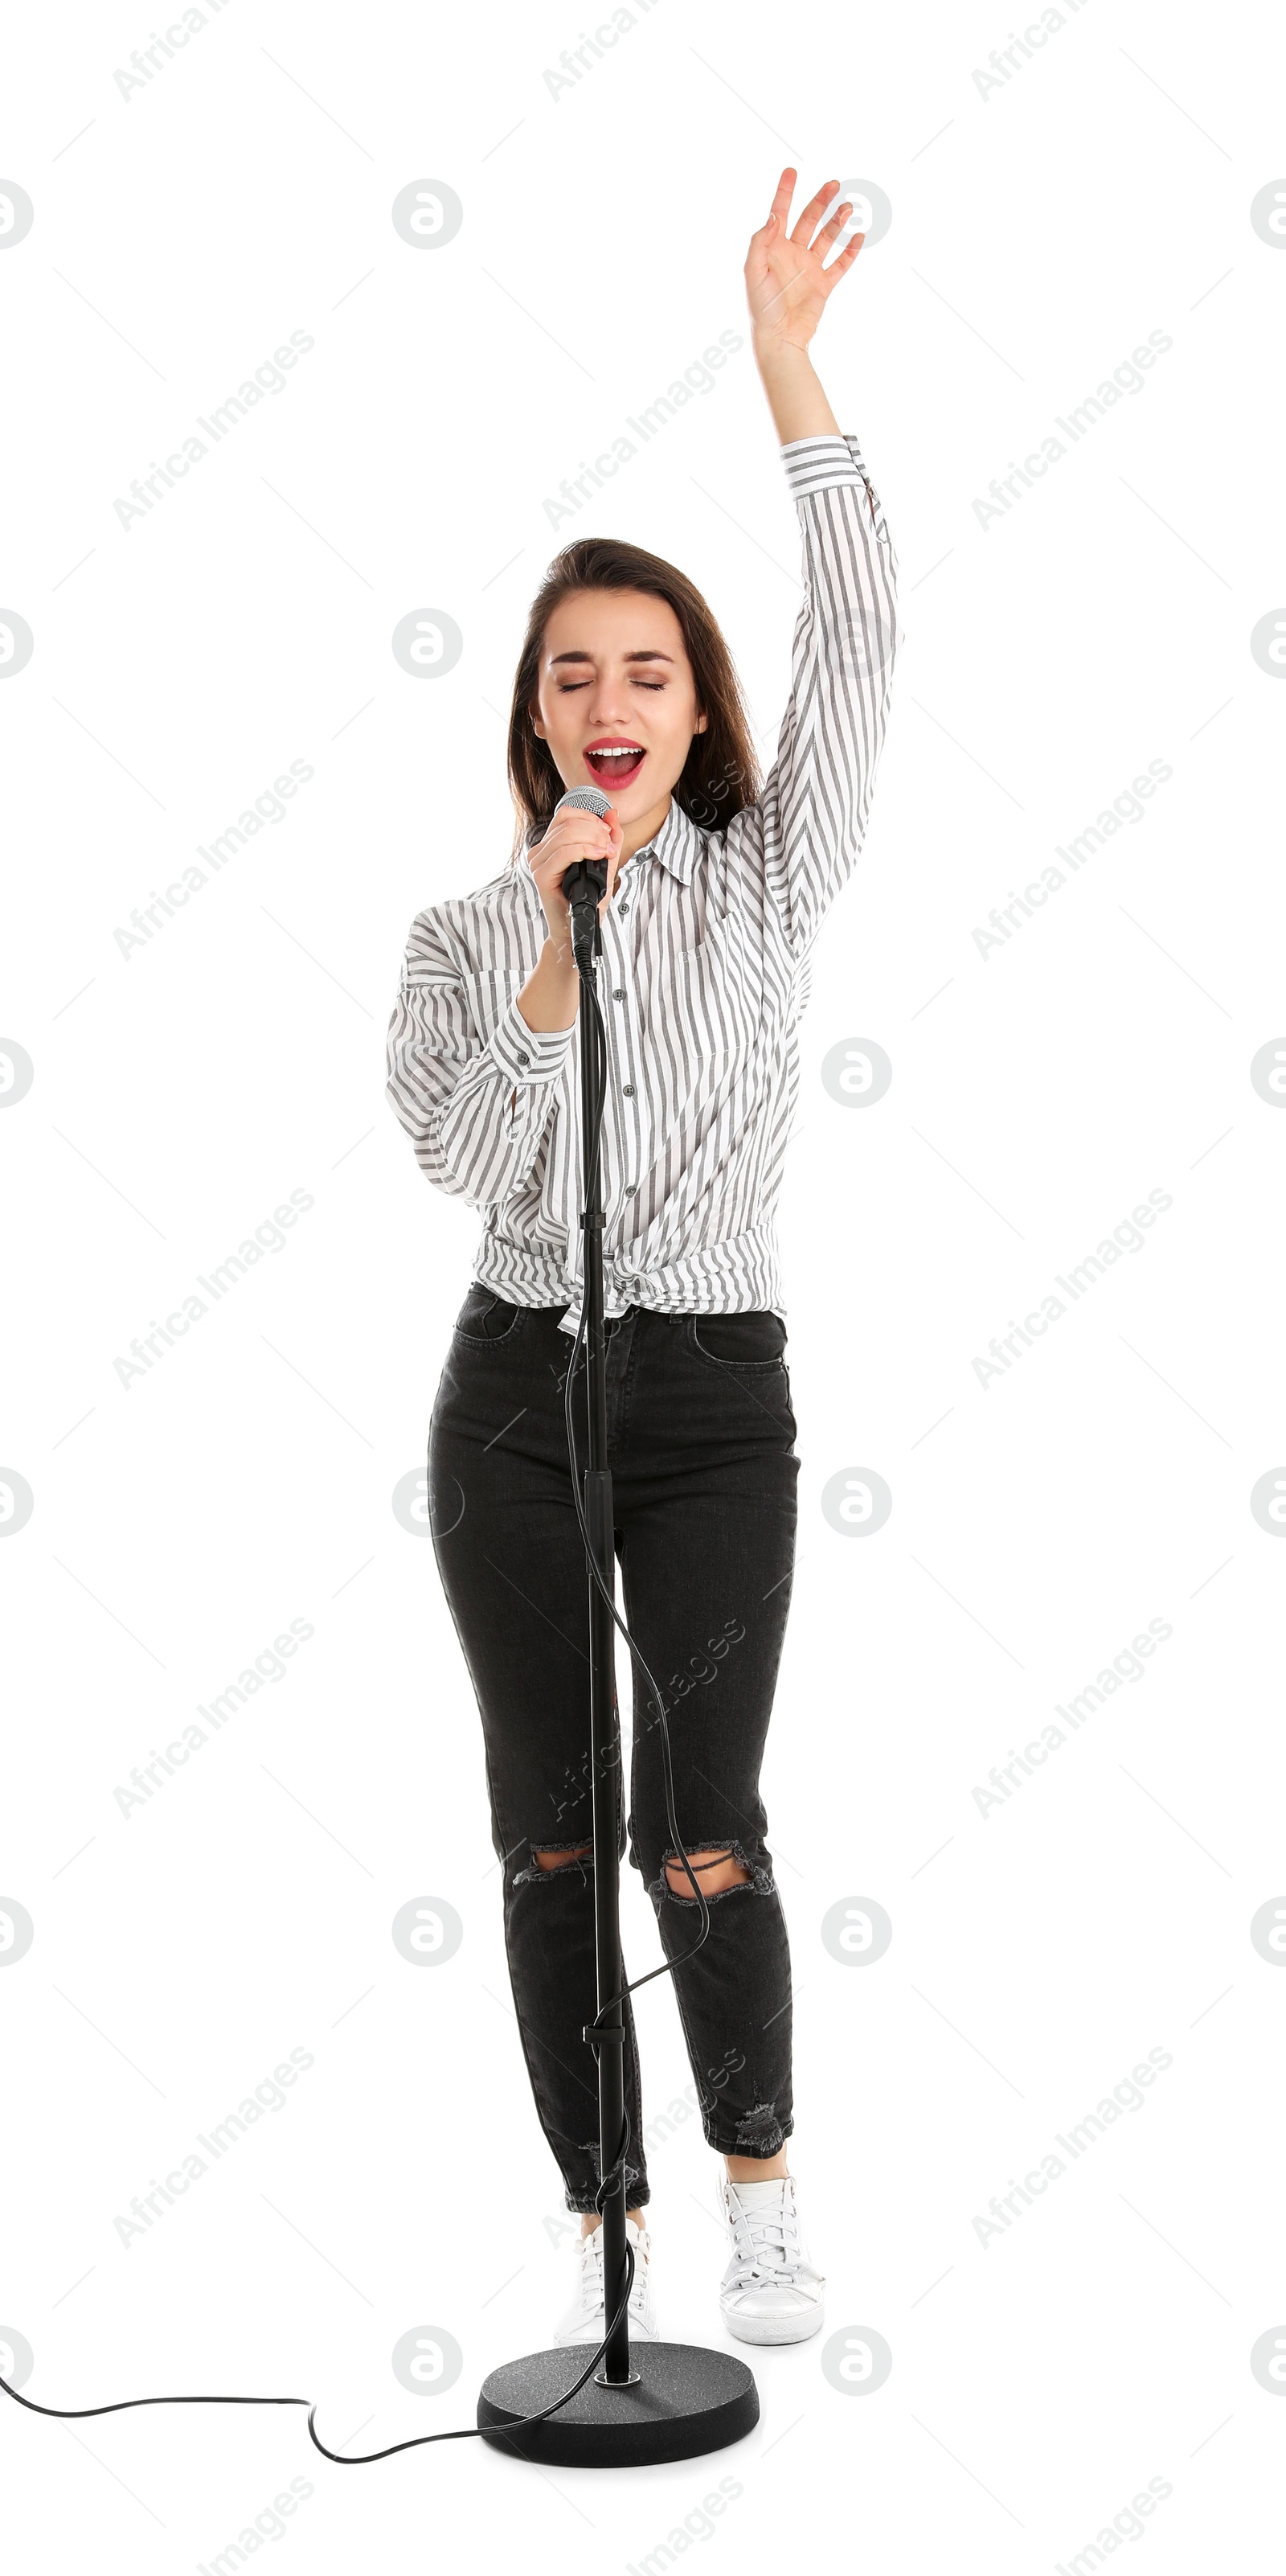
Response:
[2,0,1284,2566]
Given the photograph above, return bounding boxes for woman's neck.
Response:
[620,791,671,861]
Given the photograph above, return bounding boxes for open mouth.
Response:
[584,741,647,789]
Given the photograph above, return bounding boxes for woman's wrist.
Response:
[517,937,579,1034]
[752,336,841,444]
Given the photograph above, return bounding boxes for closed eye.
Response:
[555,679,667,692]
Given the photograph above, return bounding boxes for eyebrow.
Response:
[547,647,675,667]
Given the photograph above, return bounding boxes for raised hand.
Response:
[744,168,865,360]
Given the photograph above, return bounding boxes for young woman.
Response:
[387,170,898,2351]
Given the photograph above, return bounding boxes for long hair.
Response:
[506,535,762,861]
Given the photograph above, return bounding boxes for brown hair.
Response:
[505,535,761,861]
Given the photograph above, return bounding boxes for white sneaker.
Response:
[717,2172,825,2346]
[553,2213,659,2346]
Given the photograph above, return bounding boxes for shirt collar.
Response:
[636,798,702,884]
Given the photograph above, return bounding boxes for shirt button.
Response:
[612,988,625,1001]
[618,904,629,915]
[625,1183,637,1195]
[515,1051,530,1067]
[622,1084,635,1097]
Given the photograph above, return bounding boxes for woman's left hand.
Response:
[744,167,865,359]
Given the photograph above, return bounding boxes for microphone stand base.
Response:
[477,2339,758,2469]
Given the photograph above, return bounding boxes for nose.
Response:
[585,682,635,724]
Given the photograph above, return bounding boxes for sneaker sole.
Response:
[720,2304,825,2347]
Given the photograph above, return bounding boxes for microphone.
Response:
[551,782,612,913]
[549,783,612,966]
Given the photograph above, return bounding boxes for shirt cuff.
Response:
[489,994,575,1086]
[780,433,869,498]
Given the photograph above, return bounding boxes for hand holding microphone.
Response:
[529,789,625,953]
[515,788,626,1036]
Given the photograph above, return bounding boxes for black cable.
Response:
[0,917,719,2467]
[0,2247,637,2464]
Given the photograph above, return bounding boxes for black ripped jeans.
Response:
[428,1283,800,2213]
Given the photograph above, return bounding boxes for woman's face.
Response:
[530,586,707,851]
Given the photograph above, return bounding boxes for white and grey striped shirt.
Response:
[386,432,899,1339]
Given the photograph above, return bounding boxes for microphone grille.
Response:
[552,785,612,819]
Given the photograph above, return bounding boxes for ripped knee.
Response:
[531,1843,593,1872]
[664,1846,751,1898]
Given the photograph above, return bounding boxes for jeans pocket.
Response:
[453,1284,525,1343]
[690,1310,787,1372]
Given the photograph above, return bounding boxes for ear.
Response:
[530,709,545,739]
[694,711,709,735]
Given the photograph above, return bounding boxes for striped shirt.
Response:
[386,431,899,1339]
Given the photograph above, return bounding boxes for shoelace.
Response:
[578,2225,649,2321]
[724,2188,804,2283]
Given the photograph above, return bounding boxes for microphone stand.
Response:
[476,861,760,2468]
[570,884,633,2393]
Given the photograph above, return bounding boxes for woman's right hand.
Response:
[528,800,625,957]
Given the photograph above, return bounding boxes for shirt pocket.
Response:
[461,964,526,1044]
[674,941,754,1075]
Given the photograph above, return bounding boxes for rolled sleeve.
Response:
[489,995,575,1089]
[780,431,893,546]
